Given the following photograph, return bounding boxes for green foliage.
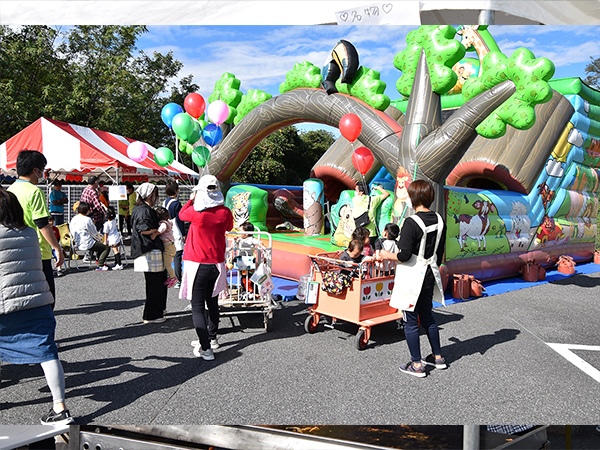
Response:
[463,48,555,138]
[208,73,243,125]
[0,25,197,157]
[585,56,600,90]
[0,26,71,143]
[335,66,390,111]
[234,89,273,125]
[394,25,465,97]
[231,127,335,185]
[279,61,322,93]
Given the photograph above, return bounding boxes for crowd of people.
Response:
[1,149,451,425]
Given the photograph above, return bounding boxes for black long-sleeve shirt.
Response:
[396,211,446,266]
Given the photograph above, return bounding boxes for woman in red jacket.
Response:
[179,175,233,360]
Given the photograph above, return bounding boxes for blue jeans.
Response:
[403,271,442,362]
[191,264,220,350]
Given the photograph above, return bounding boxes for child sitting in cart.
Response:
[374,223,400,276]
[339,239,374,277]
[232,221,263,293]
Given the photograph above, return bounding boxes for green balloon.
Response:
[187,121,202,144]
[192,146,211,167]
[154,147,174,167]
[198,119,209,130]
[172,112,194,141]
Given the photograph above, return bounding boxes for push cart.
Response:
[219,230,278,331]
[304,251,401,350]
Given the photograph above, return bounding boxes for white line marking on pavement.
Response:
[546,343,600,383]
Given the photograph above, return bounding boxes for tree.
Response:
[0,26,70,143]
[230,126,334,185]
[584,56,600,89]
[0,25,197,160]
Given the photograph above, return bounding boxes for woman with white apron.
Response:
[379,180,447,378]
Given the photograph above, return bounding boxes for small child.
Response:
[155,206,178,288]
[339,238,373,277]
[235,221,260,256]
[374,223,400,275]
[49,216,65,276]
[352,226,374,257]
[103,207,124,270]
[233,221,261,293]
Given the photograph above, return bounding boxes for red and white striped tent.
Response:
[0,117,198,182]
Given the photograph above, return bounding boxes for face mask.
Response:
[36,168,46,182]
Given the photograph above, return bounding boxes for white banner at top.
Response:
[335,2,419,25]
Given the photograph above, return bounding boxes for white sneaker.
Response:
[191,338,220,349]
[193,346,214,360]
[112,264,124,271]
[143,317,166,324]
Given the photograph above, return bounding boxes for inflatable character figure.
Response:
[231,191,251,227]
[331,204,355,248]
[391,170,411,224]
[321,40,360,95]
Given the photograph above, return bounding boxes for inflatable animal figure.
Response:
[456,200,496,251]
[507,201,531,251]
[321,39,360,95]
[231,191,251,227]
[536,216,564,245]
[331,204,355,248]
[391,172,411,223]
[303,189,324,236]
[537,182,555,212]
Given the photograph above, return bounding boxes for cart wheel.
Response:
[304,314,319,333]
[355,328,369,350]
[264,314,273,332]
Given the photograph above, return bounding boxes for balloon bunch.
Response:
[339,113,374,176]
[159,94,229,169]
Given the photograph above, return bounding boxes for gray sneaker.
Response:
[421,354,447,369]
[193,346,214,360]
[399,361,426,378]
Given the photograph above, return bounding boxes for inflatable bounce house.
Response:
[169,25,600,283]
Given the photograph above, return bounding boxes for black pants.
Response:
[119,214,131,235]
[142,270,168,321]
[41,259,56,309]
[191,264,220,350]
[174,250,183,282]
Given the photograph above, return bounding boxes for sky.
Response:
[136,25,600,134]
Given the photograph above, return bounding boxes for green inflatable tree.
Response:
[209,72,243,124]
[234,89,273,125]
[462,47,555,138]
[394,25,466,97]
[279,61,322,93]
[335,66,390,111]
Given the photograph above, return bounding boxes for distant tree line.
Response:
[0,25,334,183]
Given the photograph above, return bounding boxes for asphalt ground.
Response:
[1,250,599,427]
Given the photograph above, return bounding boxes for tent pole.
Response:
[463,425,480,450]
[478,9,494,24]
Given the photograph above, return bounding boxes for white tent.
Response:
[1,0,599,25]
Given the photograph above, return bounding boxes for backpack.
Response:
[164,198,184,251]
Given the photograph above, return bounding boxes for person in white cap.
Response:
[179,175,233,360]
[130,182,168,324]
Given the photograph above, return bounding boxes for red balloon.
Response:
[339,113,362,143]
[352,146,374,175]
[184,93,206,119]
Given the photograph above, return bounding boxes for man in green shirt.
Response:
[8,150,64,306]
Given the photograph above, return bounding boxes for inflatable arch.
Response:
[206,87,404,201]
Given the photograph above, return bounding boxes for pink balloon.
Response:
[127,141,148,163]
[207,100,229,126]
